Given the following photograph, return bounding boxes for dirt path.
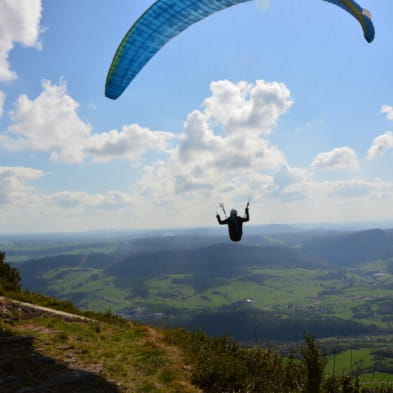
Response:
[0,296,93,322]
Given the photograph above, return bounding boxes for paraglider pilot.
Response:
[216,203,249,242]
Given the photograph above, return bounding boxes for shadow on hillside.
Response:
[0,327,120,393]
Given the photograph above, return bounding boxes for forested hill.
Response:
[301,228,393,266]
[105,243,324,280]
[14,243,323,292]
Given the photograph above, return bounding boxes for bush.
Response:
[165,329,306,393]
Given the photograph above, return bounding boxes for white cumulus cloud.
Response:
[5,79,91,162]
[0,80,175,163]
[381,105,393,121]
[366,105,393,160]
[367,131,393,160]
[84,124,175,163]
[0,166,44,205]
[135,79,302,206]
[203,79,293,136]
[15,79,289,212]
[311,146,359,170]
[5,78,393,231]
[0,0,42,82]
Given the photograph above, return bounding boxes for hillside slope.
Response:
[0,296,200,393]
[301,229,393,266]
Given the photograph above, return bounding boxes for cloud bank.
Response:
[2,79,393,231]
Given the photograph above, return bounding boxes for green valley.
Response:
[3,226,393,381]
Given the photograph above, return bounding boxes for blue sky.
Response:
[1,0,393,233]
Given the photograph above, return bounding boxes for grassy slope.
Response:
[0,297,200,393]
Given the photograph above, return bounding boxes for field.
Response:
[323,335,393,385]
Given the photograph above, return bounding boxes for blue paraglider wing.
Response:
[323,0,374,43]
[105,0,375,100]
[105,0,252,99]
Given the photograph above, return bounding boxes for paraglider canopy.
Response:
[105,0,374,100]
